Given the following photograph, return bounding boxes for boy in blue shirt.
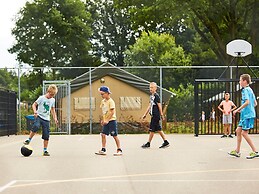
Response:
[228,74,258,159]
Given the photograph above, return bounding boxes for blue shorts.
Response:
[238,118,255,131]
[102,120,118,136]
[149,116,162,132]
[32,116,50,140]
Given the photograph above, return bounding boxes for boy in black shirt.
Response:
[141,82,170,148]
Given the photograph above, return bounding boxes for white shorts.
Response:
[223,114,232,124]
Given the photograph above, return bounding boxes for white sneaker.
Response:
[113,149,123,156]
[95,150,106,155]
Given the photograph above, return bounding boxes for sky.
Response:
[0,0,27,69]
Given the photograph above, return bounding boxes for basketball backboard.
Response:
[226,39,252,57]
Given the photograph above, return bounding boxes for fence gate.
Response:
[43,80,71,134]
[194,79,259,136]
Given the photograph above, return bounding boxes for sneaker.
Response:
[23,139,30,145]
[95,150,106,155]
[221,135,227,138]
[228,150,241,157]
[43,151,50,156]
[114,149,123,156]
[159,141,170,148]
[246,152,259,159]
[141,142,150,148]
[228,134,234,138]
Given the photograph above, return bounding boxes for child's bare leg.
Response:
[24,131,36,144]
[148,132,155,142]
[223,124,228,135]
[228,124,232,135]
[158,130,166,141]
[242,130,257,152]
[101,133,106,148]
[29,131,36,139]
[113,136,121,149]
[43,140,48,149]
[235,127,242,152]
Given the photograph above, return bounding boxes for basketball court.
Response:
[1,134,259,194]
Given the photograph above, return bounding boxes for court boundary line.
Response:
[0,180,16,193]
[7,167,259,189]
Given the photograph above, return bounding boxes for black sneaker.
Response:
[228,134,234,138]
[43,151,50,156]
[23,139,30,145]
[221,135,227,138]
[141,142,150,148]
[159,141,170,148]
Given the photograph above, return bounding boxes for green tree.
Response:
[115,0,259,67]
[87,0,136,66]
[0,69,39,103]
[168,84,194,121]
[125,31,191,66]
[0,69,16,90]
[9,0,96,80]
[19,71,43,102]
[124,31,192,88]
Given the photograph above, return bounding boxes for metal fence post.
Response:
[89,67,92,134]
[194,80,199,136]
[18,65,21,133]
[68,81,71,135]
[159,67,163,104]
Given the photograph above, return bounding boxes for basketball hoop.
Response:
[219,39,257,79]
[226,39,252,57]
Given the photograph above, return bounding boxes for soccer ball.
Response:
[21,145,33,157]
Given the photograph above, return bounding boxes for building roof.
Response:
[70,63,175,103]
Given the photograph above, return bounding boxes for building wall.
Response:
[62,75,151,124]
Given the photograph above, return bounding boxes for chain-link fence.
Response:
[2,64,259,135]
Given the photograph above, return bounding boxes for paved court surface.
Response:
[1,134,259,194]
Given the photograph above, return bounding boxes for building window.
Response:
[120,97,141,110]
[74,97,95,110]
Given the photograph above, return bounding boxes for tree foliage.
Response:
[0,69,16,90]
[9,0,97,80]
[124,31,193,88]
[168,84,194,121]
[86,0,136,66]
[115,0,259,66]
[125,31,191,66]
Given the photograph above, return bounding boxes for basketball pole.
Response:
[222,39,258,79]
[240,56,258,78]
[218,57,236,79]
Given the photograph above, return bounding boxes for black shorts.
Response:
[149,116,162,132]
